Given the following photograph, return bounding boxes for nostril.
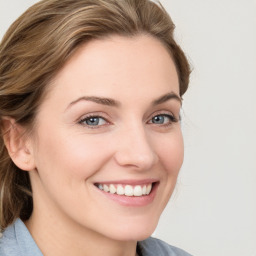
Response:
[114,150,158,169]
[138,153,157,167]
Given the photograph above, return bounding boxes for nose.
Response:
[114,125,159,171]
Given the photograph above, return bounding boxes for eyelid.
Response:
[76,110,180,129]
[78,112,111,128]
[149,115,177,126]
[147,110,179,123]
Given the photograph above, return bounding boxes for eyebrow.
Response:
[152,92,182,105]
[67,92,181,110]
[67,96,120,109]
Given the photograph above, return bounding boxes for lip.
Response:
[93,179,159,207]
[94,178,158,186]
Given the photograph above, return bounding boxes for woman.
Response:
[0,0,191,255]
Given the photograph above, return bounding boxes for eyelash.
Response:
[78,112,179,129]
[78,114,109,128]
[148,113,179,127]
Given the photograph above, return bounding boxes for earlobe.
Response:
[2,117,36,171]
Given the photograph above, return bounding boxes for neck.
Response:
[25,204,138,256]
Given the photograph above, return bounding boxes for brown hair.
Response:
[0,0,190,230]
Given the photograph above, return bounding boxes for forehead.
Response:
[44,34,179,106]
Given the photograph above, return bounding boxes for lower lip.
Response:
[95,183,159,207]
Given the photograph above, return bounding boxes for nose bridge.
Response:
[114,122,158,169]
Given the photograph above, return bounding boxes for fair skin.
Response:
[7,34,183,256]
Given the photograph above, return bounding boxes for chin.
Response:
[110,230,154,242]
[105,217,159,242]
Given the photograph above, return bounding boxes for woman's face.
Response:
[28,35,183,241]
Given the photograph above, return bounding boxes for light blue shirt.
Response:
[0,219,192,256]
[0,219,43,256]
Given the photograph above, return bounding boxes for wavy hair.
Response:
[0,0,190,230]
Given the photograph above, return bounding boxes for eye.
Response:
[79,115,108,127]
[149,114,178,125]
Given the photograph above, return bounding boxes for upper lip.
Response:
[93,178,159,186]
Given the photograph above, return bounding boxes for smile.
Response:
[95,183,153,197]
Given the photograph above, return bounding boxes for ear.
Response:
[2,117,36,171]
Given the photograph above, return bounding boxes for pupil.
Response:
[87,117,99,125]
[153,116,164,124]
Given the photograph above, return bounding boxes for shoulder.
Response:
[137,237,193,256]
[0,218,43,256]
[0,221,20,256]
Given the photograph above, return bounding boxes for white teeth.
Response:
[96,183,153,196]
[103,184,109,192]
[109,184,116,194]
[116,185,125,195]
[142,185,147,195]
[124,185,133,196]
[146,184,152,195]
[134,185,143,196]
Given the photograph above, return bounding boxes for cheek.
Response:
[62,134,115,179]
[156,130,184,176]
[33,128,112,181]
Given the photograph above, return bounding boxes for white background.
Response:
[0,1,255,255]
